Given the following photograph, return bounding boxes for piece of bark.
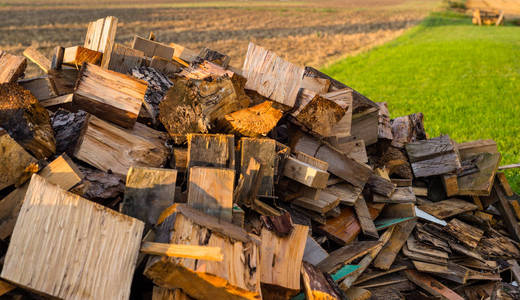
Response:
[23,47,51,73]
[0,129,38,191]
[198,47,231,68]
[301,262,341,300]
[326,182,363,206]
[74,114,169,175]
[373,219,417,270]
[317,241,381,274]
[73,63,146,128]
[303,236,328,266]
[150,56,183,77]
[444,218,484,249]
[187,133,234,169]
[240,137,276,197]
[2,174,144,300]
[404,270,464,300]
[457,139,498,160]
[50,108,87,155]
[260,224,308,296]
[145,204,261,300]
[377,102,393,141]
[84,16,118,55]
[405,135,461,178]
[222,101,283,137]
[0,51,26,83]
[18,76,55,101]
[132,35,175,59]
[102,43,144,73]
[131,65,173,124]
[355,196,379,238]
[76,165,125,202]
[122,166,177,226]
[159,76,249,140]
[292,191,339,214]
[187,166,234,222]
[260,210,294,236]
[350,107,379,146]
[62,45,102,67]
[291,133,373,188]
[390,113,426,148]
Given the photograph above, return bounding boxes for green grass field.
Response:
[322,12,520,192]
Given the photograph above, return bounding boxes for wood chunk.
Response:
[222,101,282,137]
[293,191,339,214]
[457,139,498,160]
[145,205,261,300]
[187,133,234,169]
[0,51,26,83]
[318,206,369,245]
[84,16,118,55]
[242,42,304,108]
[404,270,464,300]
[412,261,468,284]
[406,135,461,177]
[303,236,328,266]
[442,173,459,197]
[344,287,371,300]
[419,198,478,219]
[318,241,381,274]
[73,63,146,128]
[0,129,38,191]
[373,219,416,270]
[74,115,169,175]
[187,167,234,222]
[380,203,416,218]
[150,56,183,77]
[198,47,231,68]
[159,76,249,139]
[51,45,64,71]
[355,196,379,238]
[50,109,87,155]
[350,107,379,146]
[18,76,56,101]
[413,186,428,197]
[407,236,448,259]
[390,113,426,148]
[123,166,177,226]
[367,173,396,197]
[300,74,330,94]
[301,262,340,300]
[326,182,362,206]
[2,174,144,300]
[291,133,373,188]
[377,102,393,141]
[132,35,175,59]
[102,43,144,74]
[329,138,368,163]
[260,224,308,294]
[373,187,415,203]
[234,157,262,208]
[48,66,78,95]
[295,151,329,171]
[63,45,102,67]
[240,137,276,197]
[457,153,501,196]
[141,242,223,261]
[0,83,55,159]
[23,47,51,73]
[444,218,484,248]
[283,156,329,189]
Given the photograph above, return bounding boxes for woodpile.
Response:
[0,15,519,300]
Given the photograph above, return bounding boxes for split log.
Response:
[74,114,169,175]
[404,270,464,300]
[0,154,83,240]
[187,166,234,222]
[144,204,261,300]
[84,16,118,55]
[50,109,87,155]
[23,47,51,73]
[405,135,461,178]
[350,107,379,146]
[317,241,381,274]
[0,51,26,83]
[260,224,308,297]
[132,35,175,59]
[131,66,173,123]
[377,102,393,141]
[234,157,262,207]
[222,101,283,137]
[0,129,38,191]
[444,218,484,249]
[242,42,304,108]
[63,45,102,67]
[326,182,362,206]
[102,43,144,74]
[122,166,177,226]
[301,262,340,300]
[419,198,478,219]
[198,47,231,68]
[73,63,147,128]
[150,56,183,77]
[0,83,55,159]
[2,174,144,300]
[141,242,223,261]
[240,137,276,197]
[159,76,250,140]
[373,219,417,270]
[187,133,234,169]
[283,156,329,189]
[390,113,426,148]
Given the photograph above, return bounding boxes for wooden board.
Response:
[283,156,329,188]
[457,139,497,160]
[354,196,379,238]
[317,241,381,274]
[405,135,461,178]
[122,166,177,226]
[404,270,464,300]
[493,179,520,242]
[2,174,144,300]
[18,76,55,101]
[0,51,26,83]
[419,198,478,219]
[84,16,118,54]
[295,151,329,171]
[63,45,102,67]
[242,42,304,108]
[412,261,468,284]
[407,236,448,259]
[102,43,144,74]
[187,167,234,222]
[373,219,416,270]
[444,218,484,249]
[366,173,396,197]
[73,63,146,128]
[373,187,415,203]
[303,236,329,266]
[318,206,361,245]
[74,115,169,175]
[326,182,362,206]
[187,133,234,169]
[132,35,175,59]
[240,137,276,197]
[292,191,339,214]
[350,108,379,146]
[141,242,223,261]
[457,152,501,196]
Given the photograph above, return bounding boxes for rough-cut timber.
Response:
[0,83,55,159]
[0,129,38,191]
[63,45,102,67]
[223,101,283,137]
[444,218,484,249]
[159,76,250,139]
[419,199,478,219]
[2,174,144,300]
[406,135,461,178]
[102,43,144,74]
[122,166,177,226]
[390,113,426,148]
[242,42,304,108]
[144,204,261,300]
[283,156,329,189]
[73,63,147,128]
[457,139,498,160]
[188,166,234,222]
[0,51,26,83]
[74,114,169,175]
[84,16,118,55]
[50,109,87,155]
[373,219,417,270]
[187,133,235,169]
[240,137,276,197]
[260,224,308,297]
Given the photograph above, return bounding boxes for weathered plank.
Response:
[405,135,461,178]
[419,198,478,219]
[354,196,379,238]
[457,152,501,196]
[240,137,276,197]
[283,156,329,188]
[404,270,464,300]
[317,241,381,274]
[444,218,484,249]
[373,219,417,270]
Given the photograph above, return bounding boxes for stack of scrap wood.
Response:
[0,15,519,300]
